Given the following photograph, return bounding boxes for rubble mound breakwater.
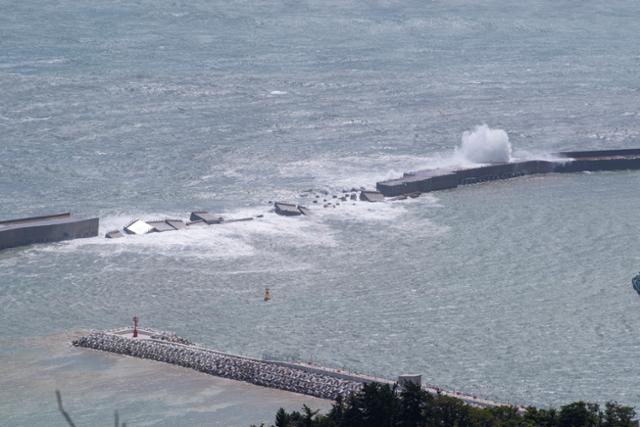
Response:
[72,329,364,400]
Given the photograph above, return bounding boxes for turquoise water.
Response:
[2,0,640,425]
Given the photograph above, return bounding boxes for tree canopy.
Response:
[252,382,637,427]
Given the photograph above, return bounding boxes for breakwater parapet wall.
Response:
[376,148,640,197]
[72,328,504,408]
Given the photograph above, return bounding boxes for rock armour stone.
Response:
[72,332,363,400]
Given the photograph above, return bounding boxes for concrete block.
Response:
[105,230,124,239]
[190,211,224,224]
[166,219,186,230]
[124,219,154,235]
[223,217,254,223]
[298,206,311,216]
[359,191,385,202]
[147,220,178,232]
[275,202,302,216]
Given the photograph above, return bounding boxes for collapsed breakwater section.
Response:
[72,328,505,407]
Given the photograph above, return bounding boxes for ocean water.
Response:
[2,0,640,425]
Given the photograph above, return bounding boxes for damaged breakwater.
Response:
[377,148,640,196]
[72,329,363,400]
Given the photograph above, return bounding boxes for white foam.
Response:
[310,195,439,223]
[279,155,455,190]
[280,125,564,191]
[312,202,402,222]
[46,208,338,259]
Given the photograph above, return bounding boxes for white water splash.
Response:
[455,124,512,164]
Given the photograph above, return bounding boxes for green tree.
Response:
[603,402,636,427]
[257,383,637,427]
[486,406,525,427]
[558,402,600,427]
[301,404,320,427]
[275,408,292,427]
[398,382,430,427]
[339,382,399,427]
[425,394,472,427]
[327,394,346,426]
[523,407,558,427]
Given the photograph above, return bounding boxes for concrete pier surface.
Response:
[73,327,508,408]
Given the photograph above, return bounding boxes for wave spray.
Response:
[455,124,512,164]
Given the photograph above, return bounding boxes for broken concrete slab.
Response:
[275,202,311,216]
[105,230,124,239]
[124,219,155,235]
[275,202,302,216]
[190,211,224,224]
[166,219,186,230]
[359,191,385,203]
[148,220,178,232]
[223,217,254,224]
[298,206,311,216]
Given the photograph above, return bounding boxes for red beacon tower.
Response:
[132,316,139,338]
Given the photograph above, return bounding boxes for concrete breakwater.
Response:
[72,328,363,400]
[72,327,507,408]
[376,148,640,196]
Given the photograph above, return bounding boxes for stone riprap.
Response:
[72,330,363,400]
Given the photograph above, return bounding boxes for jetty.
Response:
[376,148,640,196]
[73,327,507,408]
[0,212,99,251]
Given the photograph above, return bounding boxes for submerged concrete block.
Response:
[359,191,385,202]
[190,211,223,224]
[223,217,254,224]
[275,202,302,216]
[298,206,311,216]
[124,219,154,235]
[105,230,124,239]
[275,202,311,216]
[166,219,186,230]
[147,220,178,232]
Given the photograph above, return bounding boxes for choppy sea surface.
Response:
[2,0,640,425]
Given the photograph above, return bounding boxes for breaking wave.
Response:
[455,124,512,164]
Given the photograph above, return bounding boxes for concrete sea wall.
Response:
[376,149,640,196]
